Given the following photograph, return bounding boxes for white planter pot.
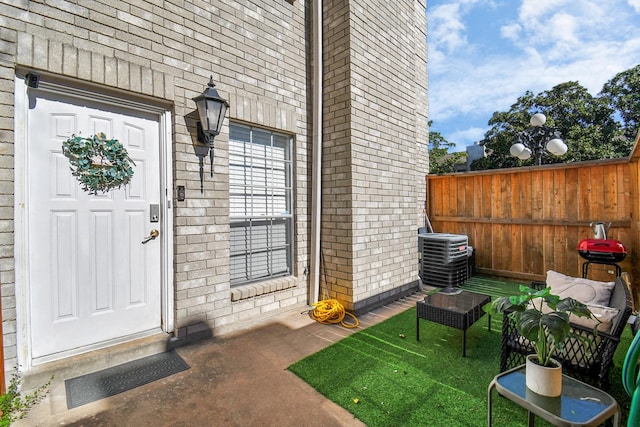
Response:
[525,354,562,397]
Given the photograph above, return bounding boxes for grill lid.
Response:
[577,239,626,254]
[577,238,626,263]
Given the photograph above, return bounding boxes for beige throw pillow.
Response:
[546,270,615,307]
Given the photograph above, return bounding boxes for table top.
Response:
[493,365,619,425]
[419,290,490,314]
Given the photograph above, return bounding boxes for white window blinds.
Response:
[229,123,293,285]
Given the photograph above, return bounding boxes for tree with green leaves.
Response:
[600,64,640,141]
[428,121,465,174]
[471,80,630,170]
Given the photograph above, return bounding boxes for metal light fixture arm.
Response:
[510,114,566,166]
[516,126,563,165]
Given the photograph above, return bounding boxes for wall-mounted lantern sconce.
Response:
[193,75,229,192]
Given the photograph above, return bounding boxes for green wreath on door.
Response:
[62,133,136,195]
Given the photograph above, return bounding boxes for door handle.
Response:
[142,229,159,244]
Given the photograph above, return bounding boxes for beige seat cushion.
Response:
[570,304,619,333]
[529,299,619,333]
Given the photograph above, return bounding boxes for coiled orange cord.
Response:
[309,299,359,328]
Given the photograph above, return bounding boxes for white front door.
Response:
[26,90,163,361]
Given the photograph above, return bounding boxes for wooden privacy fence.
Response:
[426,152,640,300]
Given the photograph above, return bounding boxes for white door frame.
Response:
[14,71,174,369]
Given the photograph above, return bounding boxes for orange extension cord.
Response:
[309,299,359,329]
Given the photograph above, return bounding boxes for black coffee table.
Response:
[416,290,491,357]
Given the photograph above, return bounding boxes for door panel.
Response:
[28,91,162,360]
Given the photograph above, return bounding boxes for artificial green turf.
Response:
[462,275,526,297]
[290,308,521,426]
[289,292,633,426]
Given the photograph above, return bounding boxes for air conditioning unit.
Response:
[419,233,469,292]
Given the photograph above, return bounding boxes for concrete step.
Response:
[21,332,171,391]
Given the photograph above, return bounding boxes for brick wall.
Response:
[0,0,428,371]
[0,0,311,369]
[321,0,428,310]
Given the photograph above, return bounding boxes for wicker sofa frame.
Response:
[500,275,633,388]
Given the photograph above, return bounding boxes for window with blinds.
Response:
[229,123,293,286]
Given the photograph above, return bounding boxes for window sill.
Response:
[230,277,298,301]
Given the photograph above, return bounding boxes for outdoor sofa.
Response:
[500,271,634,388]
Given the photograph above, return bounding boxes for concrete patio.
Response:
[16,290,429,426]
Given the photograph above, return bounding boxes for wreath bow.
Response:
[62,133,136,194]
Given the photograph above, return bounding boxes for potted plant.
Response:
[485,285,594,396]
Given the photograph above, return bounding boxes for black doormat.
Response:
[65,350,189,409]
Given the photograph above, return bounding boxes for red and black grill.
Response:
[578,239,627,263]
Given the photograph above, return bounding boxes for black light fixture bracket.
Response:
[26,71,40,88]
[196,122,215,178]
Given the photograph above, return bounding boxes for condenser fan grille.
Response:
[419,233,469,289]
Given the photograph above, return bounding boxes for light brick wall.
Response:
[321,0,428,310]
[0,0,429,371]
[0,0,311,369]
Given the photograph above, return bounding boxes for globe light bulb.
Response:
[510,143,525,157]
[518,148,532,160]
[530,113,546,127]
[546,138,567,155]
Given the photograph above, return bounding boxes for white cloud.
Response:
[430,39,639,122]
[519,0,571,22]
[427,0,640,149]
[429,0,499,55]
[500,23,521,42]
[429,4,468,53]
[504,1,628,62]
[450,127,488,150]
[546,13,579,45]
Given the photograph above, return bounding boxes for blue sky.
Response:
[427,0,640,151]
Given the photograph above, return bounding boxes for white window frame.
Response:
[229,123,294,286]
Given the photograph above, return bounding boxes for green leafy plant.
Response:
[0,372,52,426]
[485,285,594,367]
[62,133,135,194]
